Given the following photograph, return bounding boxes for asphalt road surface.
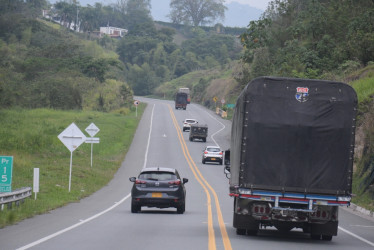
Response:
[1,98,374,250]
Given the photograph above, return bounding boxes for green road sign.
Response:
[0,156,13,192]
[226,104,235,108]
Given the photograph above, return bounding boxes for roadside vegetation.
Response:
[0,105,144,228]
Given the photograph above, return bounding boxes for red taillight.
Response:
[254,207,259,213]
[219,152,223,155]
[169,179,181,185]
[204,151,208,154]
[265,207,270,214]
[135,180,146,184]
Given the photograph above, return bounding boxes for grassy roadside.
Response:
[0,104,145,228]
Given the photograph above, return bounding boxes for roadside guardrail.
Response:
[0,187,32,211]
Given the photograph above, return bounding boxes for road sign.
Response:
[58,123,86,192]
[58,123,86,153]
[0,156,13,192]
[226,104,235,108]
[85,137,100,143]
[213,96,218,102]
[85,123,100,137]
[221,98,225,104]
[134,100,139,106]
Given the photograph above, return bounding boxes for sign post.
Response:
[58,123,86,192]
[0,156,13,192]
[213,96,218,108]
[134,100,139,117]
[85,123,100,167]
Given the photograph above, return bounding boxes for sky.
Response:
[225,0,272,10]
[98,0,273,10]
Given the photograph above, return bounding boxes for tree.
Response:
[169,0,227,27]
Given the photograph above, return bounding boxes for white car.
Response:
[183,119,198,132]
[202,146,223,165]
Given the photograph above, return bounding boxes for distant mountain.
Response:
[48,0,263,27]
[224,2,263,27]
[150,0,263,27]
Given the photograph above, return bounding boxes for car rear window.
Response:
[207,148,220,152]
[186,119,196,123]
[139,172,177,181]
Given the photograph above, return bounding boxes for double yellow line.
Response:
[167,104,232,250]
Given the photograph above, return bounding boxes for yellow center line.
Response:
[167,104,232,250]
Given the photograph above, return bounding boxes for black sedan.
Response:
[129,167,188,214]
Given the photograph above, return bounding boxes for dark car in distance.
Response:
[129,167,188,214]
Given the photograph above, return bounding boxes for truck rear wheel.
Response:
[246,229,258,236]
[322,235,333,241]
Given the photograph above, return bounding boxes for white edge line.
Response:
[196,105,226,148]
[17,103,157,249]
[339,226,374,247]
[143,104,155,169]
[17,194,131,250]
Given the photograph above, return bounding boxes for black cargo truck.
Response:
[228,77,357,240]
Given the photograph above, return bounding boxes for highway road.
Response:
[1,97,374,250]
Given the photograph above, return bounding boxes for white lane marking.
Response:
[18,104,157,249]
[17,194,131,250]
[196,105,226,148]
[339,226,374,247]
[350,225,374,228]
[143,104,155,169]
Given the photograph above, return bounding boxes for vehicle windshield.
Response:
[186,120,196,123]
[207,148,221,152]
[138,172,177,181]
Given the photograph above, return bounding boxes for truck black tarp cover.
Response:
[230,77,357,195]
[176,93,188,104]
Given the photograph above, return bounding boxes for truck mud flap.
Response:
[233,213,259,230]
[311,221,338,236]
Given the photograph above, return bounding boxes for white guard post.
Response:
[33,168,39,200]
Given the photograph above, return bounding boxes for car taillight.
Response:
[169,180,181,185]
[219,152,223,155]
[135,180,146,184]
[204,151,208,154]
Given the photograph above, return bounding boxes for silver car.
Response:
[202,146,223,165]
[182,118,198,132]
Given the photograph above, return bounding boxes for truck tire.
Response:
[189,137,193,141]
[246,229,258,236]
[322,235,333,241]
[236,228,246,235]
[202,159,205,164]
[311,234,321,240]
[203,138,206,142]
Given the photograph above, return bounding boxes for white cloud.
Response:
[225,0,272,10]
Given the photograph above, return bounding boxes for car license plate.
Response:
[211,158,216,160]
[152,192,162,198]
